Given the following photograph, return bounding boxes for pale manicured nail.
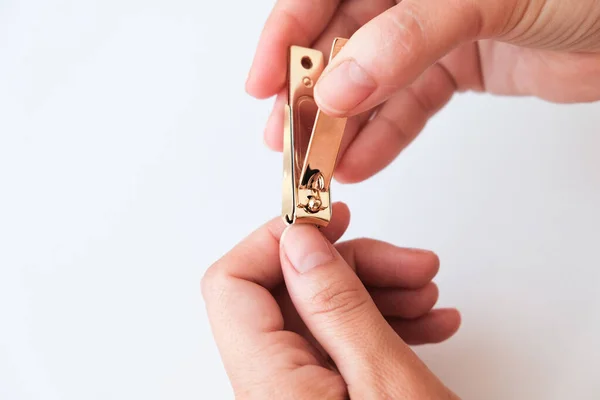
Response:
[281,225,334,273]
[315,59,376,114]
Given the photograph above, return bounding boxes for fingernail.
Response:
[315,59,376,114]
[281,225,334,273]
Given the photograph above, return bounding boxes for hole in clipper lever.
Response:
[301,56,313,70]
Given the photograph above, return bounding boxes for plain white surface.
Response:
[1,1,600,399]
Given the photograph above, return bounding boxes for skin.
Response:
[246,0,600,183]
[202,203,461,399]
[207,1,600,396]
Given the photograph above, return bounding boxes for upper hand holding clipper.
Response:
[248,0,600,183]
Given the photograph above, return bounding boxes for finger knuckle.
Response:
[309,279,368,319]
[386,3,427,56]
[450,0,485,37]
[200,263,225,301]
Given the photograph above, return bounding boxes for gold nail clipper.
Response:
[282,38,348,227]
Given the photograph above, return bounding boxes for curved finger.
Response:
[370,282,439,319]
[201,203,350,383]
[280,224,456,398]
[311,0,393,56]
[263,0,389,152]
[264,89,287,151]
[388,308,462,345]
[246,0,340,99]
[204,201,350,291]
[320,202,351,245]
[313,0,500,116]
[334,61,456,183]
[335,238,440,289]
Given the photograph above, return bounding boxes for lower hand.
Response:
[202,203,460,398]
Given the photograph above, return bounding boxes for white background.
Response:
[1,1,600,399]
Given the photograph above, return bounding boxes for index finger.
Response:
[245,0,340,99]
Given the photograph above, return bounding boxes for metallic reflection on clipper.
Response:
[282,38,348,227]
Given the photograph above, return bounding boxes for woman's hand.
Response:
[202,203,460,398]
[247,0,600,182]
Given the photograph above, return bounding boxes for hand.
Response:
[202,203,460,399]
[247,0,600,183]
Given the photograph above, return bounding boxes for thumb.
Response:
[280,224,456,399]
[314,0,505,117]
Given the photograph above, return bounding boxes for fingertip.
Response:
[406,248,441,283]
[449,308,462,329]
[314,89,352,118]
[264,97,285,151]
[429,282,440,305]
[244,64,263,98]
[333,169,364,184]
[335,201,352,225]
[263,134,281,152]
[332,201,351,221]
[423,250,441,278]
[246,78,280,99]
[263,115,283,152]
[279,224,293,249]
[434,308,462,337]
[314,58,377,118]
[280,223,333,274]
[390,307,461,345]
[322,202,351,244]
[244,56,281,99]
[371,282,440,319]
[333,151,381,184]
[395,248,441,289]
[245,37,287,99]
